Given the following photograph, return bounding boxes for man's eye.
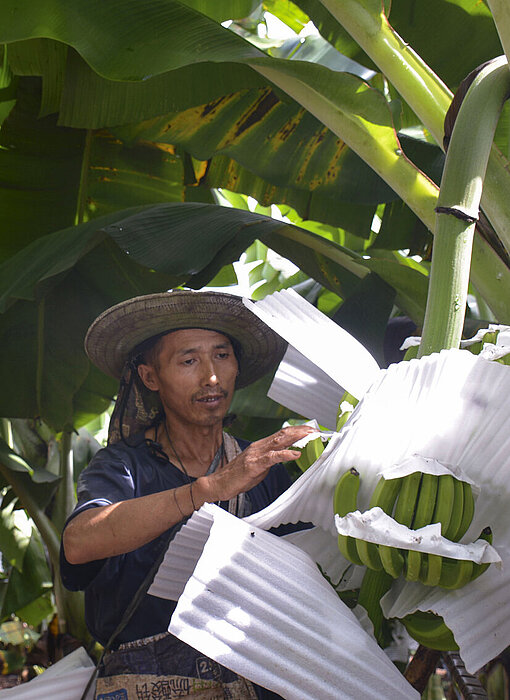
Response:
[217,352,230,359]
[183,358,195,365]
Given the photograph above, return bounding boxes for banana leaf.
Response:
[0,528,52,622]
[0,201,429,430]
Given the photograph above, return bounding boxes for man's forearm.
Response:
[63,479,211,564]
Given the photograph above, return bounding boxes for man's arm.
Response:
[63,424,314,565]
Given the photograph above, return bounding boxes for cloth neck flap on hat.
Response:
[108,360,163,445]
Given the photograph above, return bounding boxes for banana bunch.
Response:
[333,468,491,590]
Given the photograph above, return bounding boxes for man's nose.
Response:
[202,360,219,385]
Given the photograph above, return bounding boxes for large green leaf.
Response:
[1,0,262,81]
[58,49,268,129]
[0,503,31,573]
[0,528,51,621]
[0,77,186,259]
[0,201,432,428]
[180,0,260,22]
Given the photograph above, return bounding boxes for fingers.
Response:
[266,448,302,463]
[257,426,317,466]
[266,425,316,449]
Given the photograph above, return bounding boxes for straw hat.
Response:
[84,290,287,388]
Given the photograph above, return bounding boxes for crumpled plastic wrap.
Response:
[335,508,500,563]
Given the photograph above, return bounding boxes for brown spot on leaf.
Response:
[233,89,279,138]
[201,96,229,118]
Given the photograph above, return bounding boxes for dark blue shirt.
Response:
[60,434,294,647]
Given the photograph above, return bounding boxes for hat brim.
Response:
[84,291,287,388]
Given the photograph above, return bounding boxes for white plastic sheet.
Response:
[246,348,510,672]
[0,648,95,700]
[244,289,380,400]
[268,344,344,429]
[163,505,418,700]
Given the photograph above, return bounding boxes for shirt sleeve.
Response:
[60,448,137,591]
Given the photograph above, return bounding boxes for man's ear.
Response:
[137,363,159,391]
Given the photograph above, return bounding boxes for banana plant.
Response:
[0,0,510,655]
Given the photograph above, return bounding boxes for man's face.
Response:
[138,328,238,429]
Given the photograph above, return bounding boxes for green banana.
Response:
[405,550,423,582]
[368,475,405,576]
[431,474,455,536]
[439,557,474,589]
[369,476,402,514]
[402,472,440,583]
[295,436,325,472]
[419,553,443,587]
[394,471,422,527]
[451,479,475,542]
[338,532,364,566]
[356,536,384,571]
[401,611,458,651]
[357,568,393,646]
[379,544,404,578]
[470,527,493,581]
[443,476,464,541]
[334,467,360,516]
[411,473,439,529]
[334,468,364,566]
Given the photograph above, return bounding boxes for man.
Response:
[60,290,313,700]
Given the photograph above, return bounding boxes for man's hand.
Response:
[196,424,316,503]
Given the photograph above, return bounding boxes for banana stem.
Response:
[487,1,510,68]
[318,0,452,146]
[318,0,510,314]
[419,57,510,356]
[52,429,76,533]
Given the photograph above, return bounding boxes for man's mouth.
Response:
[194,391,228,404]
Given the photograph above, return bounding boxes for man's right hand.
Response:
[196,424,316,503]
